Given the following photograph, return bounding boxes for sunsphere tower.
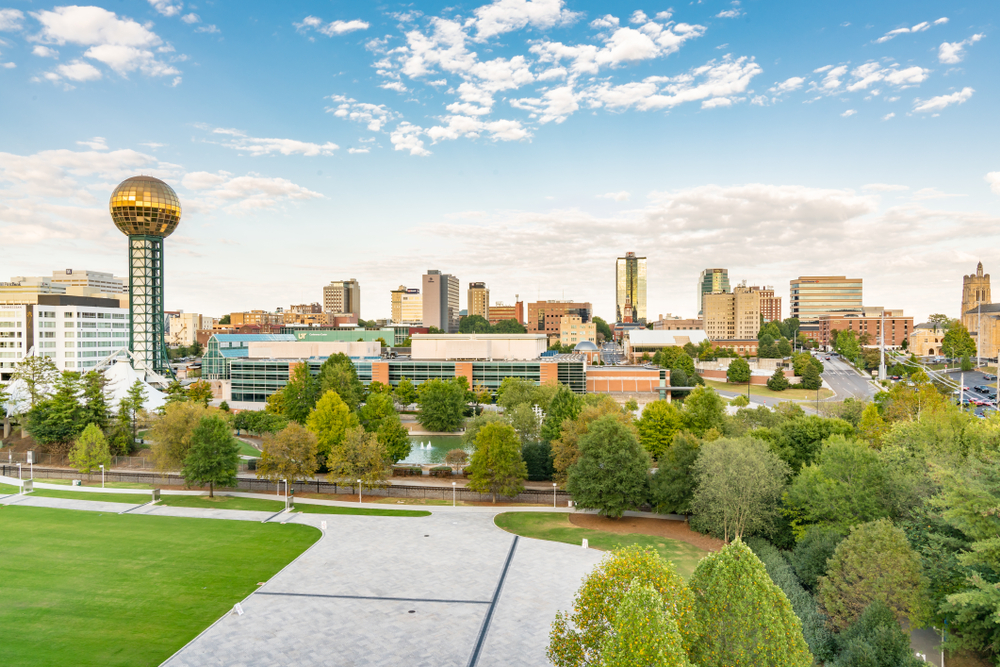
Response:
[109,176,181,377]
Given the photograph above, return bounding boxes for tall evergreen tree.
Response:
[80,370,111,429]
[69,423,112,473]
[27,371,84,452]
[182,415,240,497]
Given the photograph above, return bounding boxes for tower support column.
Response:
[128,235,168,375]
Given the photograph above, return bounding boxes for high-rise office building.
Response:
[468,282,489,321]
[527,300,592,343]
[391,286,423,325]
[697,268,730,316]
[616,252,647,324]
[489,300,524,325]
[323,279,361,318]
[422,270,460,333]
[703,284,761,341]
[789,276,863,335]
[50,269,127,294]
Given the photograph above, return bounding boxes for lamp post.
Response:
[283,479,288,511]
[100,464,105,488]
[17,462,21,480]
[452,481,456,507]
[357,479,362,504]
[553,483,557,508]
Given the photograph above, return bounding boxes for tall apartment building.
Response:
[702,284,761,341]
[391,286,423,325]
[468,282,489,321]
[559,315,597,348]
[422,270,460,333]
[790,276,863,336]
[527,301,593,343]
[323,279,361,318]
[0,296,129,382]
[489,300,524,325]
[697,268,730,316]
[616,252,647,324]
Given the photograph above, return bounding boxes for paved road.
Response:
[820,355,877,402]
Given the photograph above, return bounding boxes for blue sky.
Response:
[0,0,997,323]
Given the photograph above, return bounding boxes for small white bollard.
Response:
[321,521,327,532]
[72,480,82,487]
[234,603,244,616]
[582,538,588,549]
[568,500,573,508]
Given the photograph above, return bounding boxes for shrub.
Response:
[392,466,422,477]
[834,601,925,667]
[429,466,453,478]
[767,368,790,391]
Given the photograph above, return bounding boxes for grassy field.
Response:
[0,506,318,666]
[158,495,285,512]
[372,497,469,506]
[494,512,708,579]
[1,482,19,494]
[36,478,154,490]
[30,488,153,504]
[703,379,835,402]
[295,503,430,517]
[236,440,260,458]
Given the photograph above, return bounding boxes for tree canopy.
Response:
[467,421,527,502]
[182,415,240,497]
[416,378,467,432]
[567,414,649,518]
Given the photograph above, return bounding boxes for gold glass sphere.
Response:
[109,176,181,237]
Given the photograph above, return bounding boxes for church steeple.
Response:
[978,261,984,277]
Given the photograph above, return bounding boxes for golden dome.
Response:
[109,176,181,237]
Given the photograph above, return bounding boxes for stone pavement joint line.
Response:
[256,591,490,605]
[468,536,519,667]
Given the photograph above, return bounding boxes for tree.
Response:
[688,539,812,667]
[635,400,684,461]
[318,353,364,412]
[769,415,855,470]
[12,354,58,408]
[80,370,111,430]
[459,314,492,333]
[598,580,692,667]
[941,322,976,359]
[835,602,927,667]
[190,340,204,357]
[552,395,626,482]
[681,386,725,437]
[817,518,923,630]
[27,371,83,453]
[649,432,700,515]
[540,385,582,443]
[394,376,418,406]
[766,368,790,391]
[522,441,555,481]
[257,422,318,484]
[467,422,527,502]
[785,436,895,534]
[164,380,188,406]
[507,403,542,444]
[548,546,698,667]
[495,377,538,410]
[306,390,359,466]
[857,402,887,447]
[187,380,213,407]
[359,391,396,428]
[461,410,506,448]
[375,417,411,464]
[789,525,845,591]
[492,319,527,334]
[119,379,148,447]
[567,415,649,519]
[325,425,389,489]
[150,401,212,470]
[444,448,468,470]
[835,330,862,361]
[282,363,320,423]
[416,378,466,432]
[777,337,793,357]
[182,415,240,497]
[69,423,111,473]
[219,400,230,412]
[801,359,822,390]
[471,382,492,410]
[593,316,613,342]
[218,314,231,325]
[691,437,790,542]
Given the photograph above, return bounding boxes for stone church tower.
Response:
[962,262,992,331]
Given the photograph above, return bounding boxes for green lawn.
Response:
[236,440,261,457]
[494,512,708,580]
[36,478,154,489]
[158,494,285,512]
[372,497,469,506]
[30,488,153,504]
[295,503,430,517]
[0,506,318,666]
[703,379,835,402]
[0,483,19,494]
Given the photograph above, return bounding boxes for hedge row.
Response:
[392,467,422,477]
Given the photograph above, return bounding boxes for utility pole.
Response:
[978,302,982,368]
[878,310,886,382]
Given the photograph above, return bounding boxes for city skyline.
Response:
[0,0,997,323]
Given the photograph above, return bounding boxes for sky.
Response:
[0,0,997,324]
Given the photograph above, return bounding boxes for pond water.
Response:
[400,435,468,465]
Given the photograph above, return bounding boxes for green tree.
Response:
[416,378,466,432]
[459,314,492,333]
[691,437,790,542]
[769,415,856,471]
[789,525,845,591]
[522,441,554,481]
[375,417,411,464]
[187,380,213,407]
[68,423,111,473]
[635,400,684,461]
[766,368,789,391]
[495,376,538,410]
[218,314,231,325]
[548,546,698,666]
[552,395,626,482]
[318,353,364,412]
[467,422,527,502]
[306,390,359,465]
[394,376,418,406]
[164,380,188,406]
[150,402,213,470]
[80,370,111,430]
[649,432,700,515]
[540,385,582,443]
[567,415,649,519]
[776,337,793,357]
[282,363,320,423]
[817,518,923,630]
[182,415,240,497]
[121,379,148,446]
[857,402,887,447]
[941,322,976,359]
[835,329,862,361]
[12,354,58,408]
[359,391,396,428]
[835,601,925,667]
[27,371,84,453]
[507,402,541,444]
[592,316,613,342]
[325,425,389,489]
[598,580,693,667]
[801,359,822,390]
[461,410,506,448]
[492,319,527,334]
[257,422,318,483]
[689,539,812,667]
[681,386,725,437]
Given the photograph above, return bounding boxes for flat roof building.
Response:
[422,270,460,333]
[622,329,708,364]
[817,308,912,348]
[703,283,761,342]
[790,276,863,335]
[468,282,489,321]
[616,252,647,324]
[698,268,730,317]
[391,286,423,325]
[527,300,592,342]
[323,279,361,318]
[490,300,524,325]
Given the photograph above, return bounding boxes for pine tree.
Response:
[69,423,112,473]
[182,415,240,497]
[80,370,111,429]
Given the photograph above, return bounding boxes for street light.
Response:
[357,479,362,504]
[283,478,288,511]
[553,483,557,508]
[100,464,105,488]
[16,462,21,480]
[452,481,456,507]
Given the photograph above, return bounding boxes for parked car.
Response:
[975,385,991,393]
[983,373,997,381]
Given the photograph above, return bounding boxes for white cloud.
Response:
[938,34,984,64]
[195,25,219,34]
[630,11,649,24]
[84,45,180,77]
[912,187,966,201]
[769,76,804,94]
[913,87,974,113]
[326,95,399,132]
[716,9,743,19]
[181,171,323,211]
[76,137,108,150]
[206,127,339,156]
[471,0,581,40]
[841,109,857,117]
[986,172,1000,195]
[348,148,370,154]
[140,142,166,149]
[32,45,58,58]
[380,81,408,93]
[882,112,895,121]
[181,13,200,25]
[390,122,430,156]
[590,15,619,30]
[598,191,630,202]
[2,61,15,68]
[294,16,369,37]
[148,1,183,18]
[0,8,23,31]
[819,65,847,90]
[845,62,930,92]
[52,60,103,82]
[863,183,909,191]
[875,17,948,43]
